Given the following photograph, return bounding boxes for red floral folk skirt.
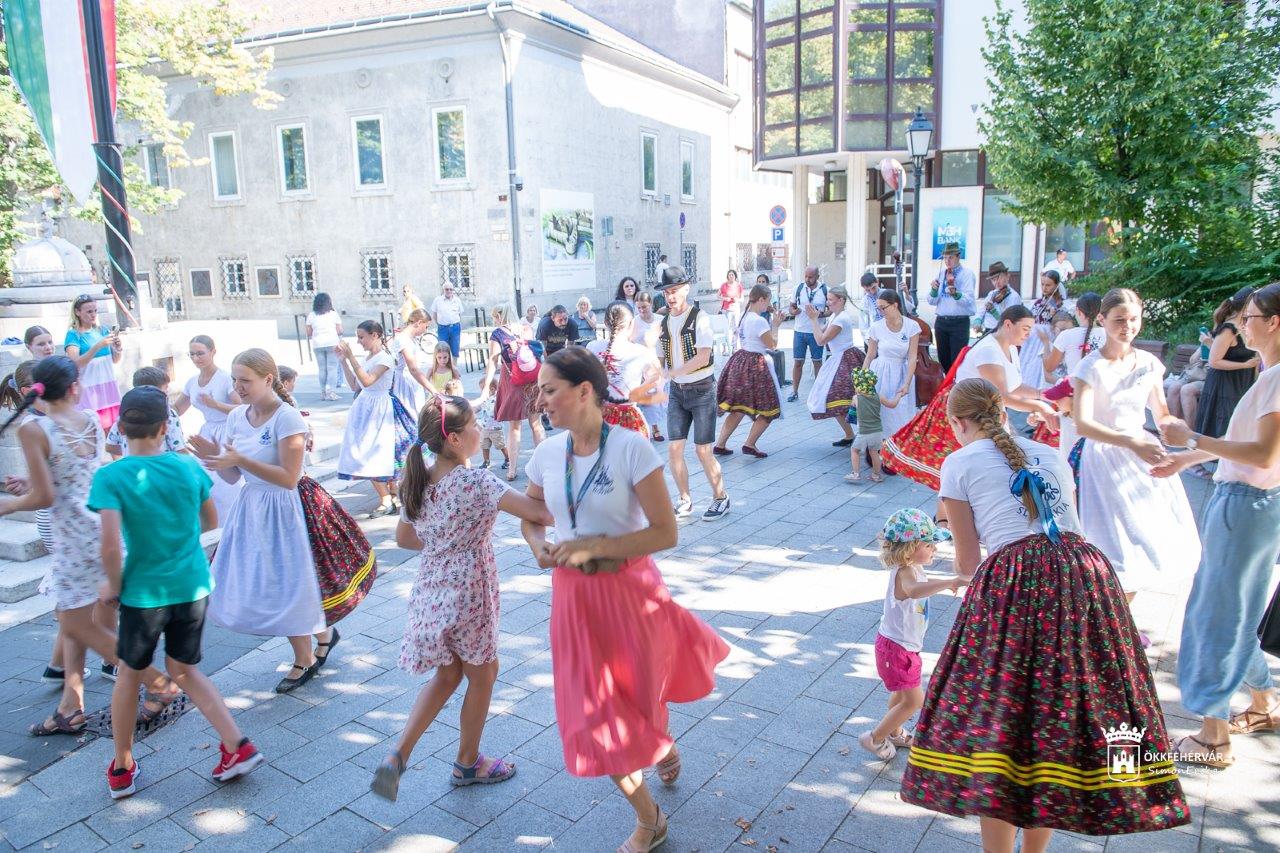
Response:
[603,401,650,438]
[901,533,1190,835]
[881,345,969,490]
[716,350,781,420]
[298,476,378,626]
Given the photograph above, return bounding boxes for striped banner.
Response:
[4,0,117,204]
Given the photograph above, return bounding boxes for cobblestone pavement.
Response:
[0,378,1277,852]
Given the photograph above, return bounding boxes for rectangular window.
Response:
[681,244,698,282]
[981,192,1024,296]
[755,242,774,271]
[288,255,317,297]
[143,144,170,189]
[155,257,183,319]
[190,269,213,298]
[220,257,248,298]
[351,116,386,187]
[680,139,695,200]
[255,266,281,298]
[433,107,468,182]
[439,245,475,294]
[736,242,754,272]
[643,243,662,284]
[1044,224,1086,274]
[641,132,658,195]
[209,132,239,200]
[278,124,310,194]
[939,150,980,187]
[362,249,394,296]
[823,170,848,201]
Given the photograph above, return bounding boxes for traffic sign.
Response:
[769,205,786,226]
[771,227,785,242]
[679,212,686,229]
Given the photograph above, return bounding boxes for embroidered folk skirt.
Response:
[806,346,865,420]
[298,476,378,626]
[717,350,782,420]
[603,400,650,438]
[901,533,1190,835]
[880,346,970,490]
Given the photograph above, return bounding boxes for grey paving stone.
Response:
[83,768,217,842]
[13,820,105,853]
[545,794,636,853]
[274,807,385,850]
[704,738,811,809]
[272,720,386,783]
[430,711,544,766]
[678,700,778,757]
[668,788,761,852]
[433,756,555,826]
[367,805,476,851]
[278,687,388,738]
[512,723,566,770]
[98,818,198,853]
[912,825,981,851]
[833,778,932,851]
[172,764,300,838]
[523,768,616,821]
[1198,805,1280,852]
[347,756,457,829]
[461,800,568,849]
[758,695,850,754]
[249,759,372,836]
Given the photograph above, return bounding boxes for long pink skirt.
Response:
[551,555,729,777]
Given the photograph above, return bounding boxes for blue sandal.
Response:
[451,754,517,786]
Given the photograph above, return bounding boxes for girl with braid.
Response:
[715,284,786,456]
[586,301,664,437]
[901,378,1189,852]
[1040,292,1105,461]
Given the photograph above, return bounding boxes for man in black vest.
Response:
[658,265,730,521]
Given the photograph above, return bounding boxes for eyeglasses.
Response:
[876,303,891,311]
[1242,313,1272,322]
[187,352,205,358]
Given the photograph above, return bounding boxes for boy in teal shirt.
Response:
[89,386,263,799]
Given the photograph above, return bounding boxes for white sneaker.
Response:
[675,496,694,518]
[844,472,862,483]
[859,731,896,761]
[702,496,731,522]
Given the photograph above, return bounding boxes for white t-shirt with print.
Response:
[306,311,342,348]
[1052,326,1107,375]
[663,307,715,384]
[939,436,1083,553]
[880,566,929,652]
[957,332,1022,391]
[525,426,665,541]
[737,312,771,354]
[792,284,828,334]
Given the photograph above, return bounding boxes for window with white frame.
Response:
[640,132,657,195]
[362,249,394,297]
[278,124,310,194]
[256,266,281,298]
[439,245,475,294]
[432,106,468,183]
[351,115,386,187]
[209,132,240,200]
[643,243,662,284]
[142,144,170,189]
[220,257,248,298]
[287,254,317,297]
[680,139,695,200]
[681,244,698,282]
[190,268,213,298]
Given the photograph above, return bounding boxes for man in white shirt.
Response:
[787,266,829,400]
[654,254,669,283]
[1042,248,1076,285]
[431,283,464,358]
[658,265,729,522]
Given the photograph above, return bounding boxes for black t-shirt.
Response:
[536,315,579,354]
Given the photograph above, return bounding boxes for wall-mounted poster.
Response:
[931,207,968,259]
[540,189,595,292]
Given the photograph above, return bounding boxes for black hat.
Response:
[859,272,879,288]
[988,260,1009,276]
[942,242,961,257]
[659,265,691,290]
[118,385,168,428]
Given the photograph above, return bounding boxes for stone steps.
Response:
[0,554,51,603]
[0,518,46,563]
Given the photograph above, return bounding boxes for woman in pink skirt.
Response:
[522,347,729,853]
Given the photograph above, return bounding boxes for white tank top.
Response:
[879,566,929,652]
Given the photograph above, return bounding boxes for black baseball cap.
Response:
[118,385,168,427]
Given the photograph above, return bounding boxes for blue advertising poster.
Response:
[931,208,968,259]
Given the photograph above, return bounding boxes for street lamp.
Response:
[904,107,934,305]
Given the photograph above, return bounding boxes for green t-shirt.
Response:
[856,392,883,433]
[87,453,213,609]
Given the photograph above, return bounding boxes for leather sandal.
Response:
[656,745,681,785]
[29,708,86,736]
[1229,703,1280,735]
[1174,734,1234,768]
[617,805,667,853]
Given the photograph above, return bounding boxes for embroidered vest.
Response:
[659,305,712,370]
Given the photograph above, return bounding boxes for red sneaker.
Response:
[212,738,264,781]
[107,758,140,799]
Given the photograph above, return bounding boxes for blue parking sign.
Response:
[771,227,785,242]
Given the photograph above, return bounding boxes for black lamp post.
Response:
[904,107,934,306]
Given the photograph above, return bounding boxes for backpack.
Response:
[794,283,828,307]
[502,331,541,386]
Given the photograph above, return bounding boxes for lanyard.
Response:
[565,423,611,533]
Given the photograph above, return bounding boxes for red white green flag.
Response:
[3,0,118,204]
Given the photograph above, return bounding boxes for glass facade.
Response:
[760,0,839,158]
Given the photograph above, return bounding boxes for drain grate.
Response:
[80,689,193,741]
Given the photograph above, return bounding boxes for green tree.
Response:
[0,0,278,285]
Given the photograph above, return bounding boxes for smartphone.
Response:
[1199,326,1210,360]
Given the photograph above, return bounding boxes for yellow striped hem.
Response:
[718,402,780,418]
[908,747,1178,791]
[321,550,376,609]
[825,398,853,411]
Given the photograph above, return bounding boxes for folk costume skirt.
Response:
[901,533,1190,835]
[551,555,729,777]
[495,363,540,423]
[603,401,650,437]
[298,476,378,626]
[881,345,970,490]
[806,346,865,420]
[718,350,782,420]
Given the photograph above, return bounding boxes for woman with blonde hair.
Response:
[902,378,1189,852]
[479,305,546,481]
[63,294,122,429]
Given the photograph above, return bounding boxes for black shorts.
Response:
[117,597,208,671]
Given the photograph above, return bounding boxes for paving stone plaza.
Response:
[0,373,1276,853]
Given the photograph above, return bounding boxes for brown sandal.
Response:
[656,745,681,786]
[1174,734,1235,768]
[1229,704,1280,735]
[138,688,181,724]
[29,709,86,736]
[617,805,667,853]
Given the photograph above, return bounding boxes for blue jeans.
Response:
[1178,481,1279,720]
[314,345,338,393]
[438,322,461,359]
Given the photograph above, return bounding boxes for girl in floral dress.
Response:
[370,394,552,802]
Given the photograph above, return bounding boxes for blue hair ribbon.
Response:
[1010,468,1062,544]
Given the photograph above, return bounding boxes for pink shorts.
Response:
[874,633,922,691]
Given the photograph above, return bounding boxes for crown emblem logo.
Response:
[1101,722,1145,745]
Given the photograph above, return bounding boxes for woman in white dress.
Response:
[193,349,335,694]
[1040,292,1105,460]
[390,310,433,419]
[805,285,866,445]
[337,321,399,517]
[174,335,243,522]
[1071,289,1201,640]
[865,290,919,438]
[957,305,1058,426]
[717,285,786,456]
[587,302,664,438]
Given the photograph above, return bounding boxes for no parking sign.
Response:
[769,205,786,227]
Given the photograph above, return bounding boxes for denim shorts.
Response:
[793,331,823,361]
[667,377,717,445]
